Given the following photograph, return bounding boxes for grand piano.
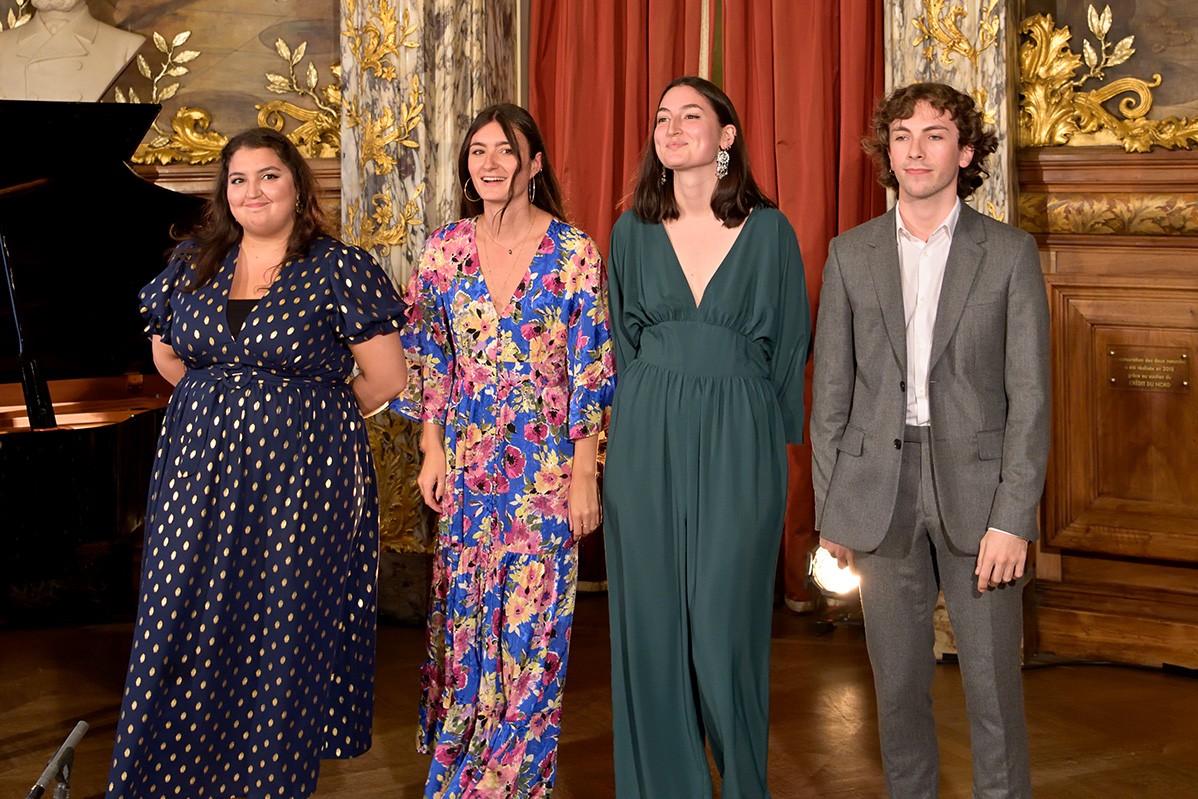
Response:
[0,101,203,623]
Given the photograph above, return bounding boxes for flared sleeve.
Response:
[390,228,455,425]
[770,213,812,445]
[560,227,616,440]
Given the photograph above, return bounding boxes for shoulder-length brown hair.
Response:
[631,76,775,228]
[457,103,568,227]
[183,127,329,291]
[862,81,999,199]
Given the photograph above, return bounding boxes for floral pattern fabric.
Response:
[393,217,615,798]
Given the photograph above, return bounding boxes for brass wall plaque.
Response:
[1107,347,1191,393]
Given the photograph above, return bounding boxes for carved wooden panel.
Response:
[1045,276,1198,561]
[1021,146,1198,669]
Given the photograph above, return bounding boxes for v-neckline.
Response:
[223,244,286,341]
[661,211,753,310]
[473,217,550,317]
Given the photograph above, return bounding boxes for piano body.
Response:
[0,101,203,623]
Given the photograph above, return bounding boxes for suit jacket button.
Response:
[900,380,906,392]
[894,439,902,449]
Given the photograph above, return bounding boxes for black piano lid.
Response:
[0,100,204,383]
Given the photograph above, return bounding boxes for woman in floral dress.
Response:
[394,104,615,798]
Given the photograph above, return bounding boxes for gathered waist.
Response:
[634,321,769,379]
[188,364,344,390]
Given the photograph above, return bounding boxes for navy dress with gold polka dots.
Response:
[107,236,405,799]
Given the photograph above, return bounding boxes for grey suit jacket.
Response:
[811,204,1050,552]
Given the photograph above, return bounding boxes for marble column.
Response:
[340,0,516,620]
[884,0,1018,221]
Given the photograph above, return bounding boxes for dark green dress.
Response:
[603,207,810,798]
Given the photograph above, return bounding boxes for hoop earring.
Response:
[462,178,482,203]
[528,175,537,204]
[715,148,730,180]
[659,166,667,186]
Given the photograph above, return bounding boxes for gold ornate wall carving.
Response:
[1019,191,1198,236]
[1019,6,1198,152]
[341,0,429,555]
[912,0,1000,67]
[122,32,342,165]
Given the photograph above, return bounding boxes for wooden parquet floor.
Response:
[2,593,1197,798]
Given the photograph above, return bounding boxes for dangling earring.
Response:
[715,148,730,180]
[295,196,302,215]
[462,178,482,203]
[528,174,537,204]
[659,165,667,186]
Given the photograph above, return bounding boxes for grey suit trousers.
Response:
[855,426,1032,799]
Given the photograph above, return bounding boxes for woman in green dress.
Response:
[603,76,811,798]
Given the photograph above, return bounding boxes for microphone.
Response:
[25,721,89,799]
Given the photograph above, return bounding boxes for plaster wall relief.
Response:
[884,0,1015,221]
[0,0,345,163]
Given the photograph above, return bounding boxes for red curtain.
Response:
[721,0,886,607]
[529,0,707,256]
[529,0,885,607]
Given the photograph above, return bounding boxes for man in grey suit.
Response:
[811,82,1049,799]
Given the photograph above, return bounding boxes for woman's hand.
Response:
[568,470,601,541]
[417,421,447,513]
[567,434,602,541]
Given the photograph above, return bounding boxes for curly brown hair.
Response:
[183,127,329,292]
[862,82,998,199]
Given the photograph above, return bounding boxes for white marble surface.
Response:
[884,0,1016,220]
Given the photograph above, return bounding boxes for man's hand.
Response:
[974,529,1028,592]
[819,537,856,571]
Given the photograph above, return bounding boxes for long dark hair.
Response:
[862,82,998,199]
[631,76,774,228]
[457,103,568,227]
[183,127,329,291]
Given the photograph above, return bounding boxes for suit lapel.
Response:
[929,204,985,370]
[866,209,906,372]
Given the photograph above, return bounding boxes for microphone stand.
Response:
[25,720,88,799]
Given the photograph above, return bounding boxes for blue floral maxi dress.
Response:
[394,218,615,798]
[107,237,405,799]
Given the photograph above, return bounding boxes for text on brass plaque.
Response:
[1107,347,1190,393]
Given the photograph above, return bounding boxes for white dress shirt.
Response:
[896,199,1020,543]
[896,198,960,427]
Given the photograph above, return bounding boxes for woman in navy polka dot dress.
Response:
[106,128,408,799]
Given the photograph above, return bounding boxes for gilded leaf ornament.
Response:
[343,69,425,252]
[366,409,433,554]
[344,184,424,256]
[912,0,1000,68]
[342,0,417,82]
[1019,7,1198,152]
[257,38,342,159]
[0,0,30,31]
[130,107,229,166]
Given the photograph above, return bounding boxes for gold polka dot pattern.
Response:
[106,236,405,799]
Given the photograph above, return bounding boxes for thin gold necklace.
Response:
[480,212,536,255]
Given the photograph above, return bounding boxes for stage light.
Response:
[809,546,861,596]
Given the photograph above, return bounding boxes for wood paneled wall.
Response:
[1019,147,1198,669]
